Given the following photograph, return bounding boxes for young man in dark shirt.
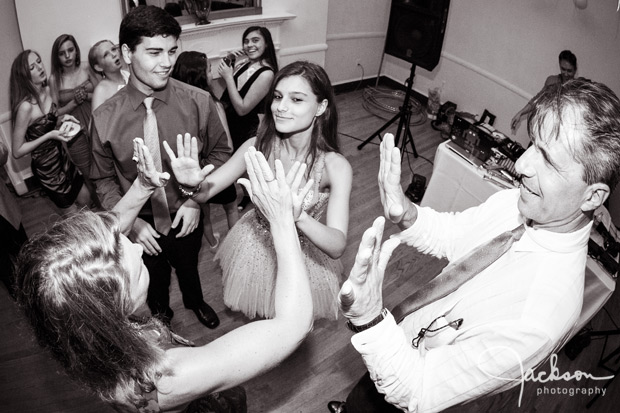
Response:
[91,6,231,329]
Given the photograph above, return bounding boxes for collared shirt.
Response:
[90,78,231,212]
[351,189,590,412]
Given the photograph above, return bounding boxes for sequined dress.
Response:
[25,103,83,208]
[215,141,343,320]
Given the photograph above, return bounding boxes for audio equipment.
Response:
[384,0,451,72]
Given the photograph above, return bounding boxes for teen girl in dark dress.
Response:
[10,50,90,210]
[218,26,278,210]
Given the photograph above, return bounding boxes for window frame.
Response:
[119,1,262,25]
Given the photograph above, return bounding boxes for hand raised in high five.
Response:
[286,160,313,221]
[133,138,170,190]
[237,146,313,225]
[339,217,400,326]
[163,133,214,188]
[378,133,409,224]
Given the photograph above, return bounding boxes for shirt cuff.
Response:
[350,311,421,412]
[394,204,429,247]
[351,311,399,349]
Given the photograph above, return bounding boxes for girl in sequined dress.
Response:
[166,61,352,320]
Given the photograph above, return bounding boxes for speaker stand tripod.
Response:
[358,63,419,158]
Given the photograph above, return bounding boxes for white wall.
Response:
[263,0,329,67]
[325,0,390,85]
[15,0,123,76]
[0,1,23,115]
[0,1,26,193]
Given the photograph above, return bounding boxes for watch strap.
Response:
[346,308,388,333]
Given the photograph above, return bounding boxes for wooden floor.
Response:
[2,87,620,412]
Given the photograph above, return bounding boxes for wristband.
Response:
[346,308,388,333]
[179,183,201,198]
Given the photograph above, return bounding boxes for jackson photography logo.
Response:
[479,348,614,407]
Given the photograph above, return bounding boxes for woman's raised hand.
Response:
[163,133,214,187]
[217,58,234,82]
[286,161,314,221]
[133,138,170,190]
[237,147,312,224]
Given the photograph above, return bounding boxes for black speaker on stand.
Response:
[358,0,450,155]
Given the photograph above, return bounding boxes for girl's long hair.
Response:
[15,211,170,407]
[171,51,211,94]
[10,50,44,127]
[256,61,340,174]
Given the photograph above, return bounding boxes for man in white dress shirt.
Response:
[329,79,620,412]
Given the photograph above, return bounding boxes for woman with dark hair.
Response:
[171,51,239,248]
[219,25,278,210]
[165,60,353,320]
[511,50,578,134]
[15,140,314,412]
[49,34,99,204]
[10,50,91,211]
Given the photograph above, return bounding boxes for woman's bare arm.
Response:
[157,150,314,410]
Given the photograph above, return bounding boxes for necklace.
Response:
[275,138,307,165]
[283,145,306,163]
[287,151,304,163]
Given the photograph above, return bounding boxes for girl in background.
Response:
[89,40,130,111]
[10,50,90,211]
[219,25,278,210]
[171,51,239,248]
[49,34,98,205]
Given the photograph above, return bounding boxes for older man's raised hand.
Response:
[378,134,409,223]
[339,217,400,326]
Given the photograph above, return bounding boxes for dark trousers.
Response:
[141,213,205,315]
[345,372,403,413]
[0,217,28,299]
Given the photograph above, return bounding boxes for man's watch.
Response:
[346,308,388,333]
[179,183,201,199]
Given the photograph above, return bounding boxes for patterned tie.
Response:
[391,224,526,324]
[143,96,172,235]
